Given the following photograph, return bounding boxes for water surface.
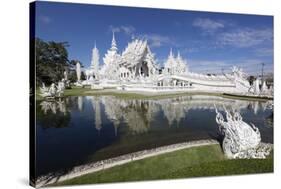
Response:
[36,95,273,176]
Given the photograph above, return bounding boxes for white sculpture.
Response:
[76,62,81,82]
[39,82,65,98]
[39,83,49,95]
[254,78,260,95]
[57,81,65,97]
[63,70,68,81]
[214,105,272,159]
[85,69,94,81]
[48,83,56,96]
[261,81,268,94]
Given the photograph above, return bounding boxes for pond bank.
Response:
[36,139,219,187]
[51,142,273,187]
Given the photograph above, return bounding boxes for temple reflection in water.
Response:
[39,95,273,134]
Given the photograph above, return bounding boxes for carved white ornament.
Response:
[39,82,65,98]
[214,106,272,159]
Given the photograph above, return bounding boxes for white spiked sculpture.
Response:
[261,81,268,94]
[254,78,260,95]
[39,83,65,98]
[76,62,81,82]
[214,105,272,159]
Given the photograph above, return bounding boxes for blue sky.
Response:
[35,1,273,75]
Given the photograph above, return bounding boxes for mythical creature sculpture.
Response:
[39,82,65,98]
[214,105,272,159]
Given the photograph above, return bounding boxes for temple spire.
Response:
[177,51,181,58]
[111,31,118,51]
[169,48,173,58]
[177,51,182,62]
[91,43,99,73]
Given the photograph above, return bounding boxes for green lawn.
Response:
[52,144,273,187]
[35,85,270,102]
[35,86,227,101]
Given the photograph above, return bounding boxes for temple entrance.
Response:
[140,61,149,77]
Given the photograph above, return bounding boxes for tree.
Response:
[35,38,77,85]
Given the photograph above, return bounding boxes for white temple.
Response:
[99,32,158,82]
[77,32,272,96]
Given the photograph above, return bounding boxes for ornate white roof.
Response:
[121,39,156,68]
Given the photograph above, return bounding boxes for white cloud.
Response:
[39,15,51,24]
[142,34,174,48]
[255,47,273,57]
[188,59,228,73]
[109,25,135,35]
[182,47,199,54]
[108,25,173,48]
[193,18,224,33]
[187,59,273,75]
[218,28,273,48]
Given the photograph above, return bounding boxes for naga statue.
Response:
[214,105,272,159]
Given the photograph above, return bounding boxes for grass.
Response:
[35,85,272,102]
[35,85,226,101]
[51,144,273,186]
[36,87,214,101]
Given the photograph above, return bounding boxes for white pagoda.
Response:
[84,43,100,84]
[163,49,188,75]
[91,43,100,78]
[100,32,122,80]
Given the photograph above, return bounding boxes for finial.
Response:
[111,31,118,51]
[112,30,115,41]
[169,48,173,57]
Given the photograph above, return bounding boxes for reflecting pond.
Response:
[36,95,273,176]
